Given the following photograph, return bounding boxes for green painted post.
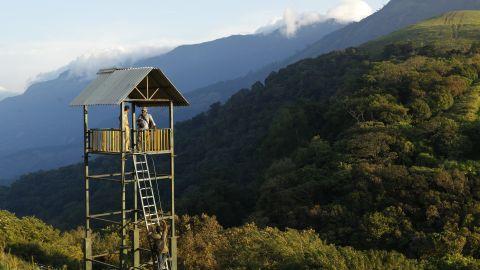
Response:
[133,228,140,267]
[169,101,177,270]
[83,105,92,270]
[120,102,127,269]
[132,103,140,268]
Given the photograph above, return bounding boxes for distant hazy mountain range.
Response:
[0,19,345,182]
[0,90,16,102]
[2,0,480,182]
[137,21,344,93]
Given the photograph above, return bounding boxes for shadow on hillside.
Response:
[6,242,79,269]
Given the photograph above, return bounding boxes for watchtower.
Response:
[70,67,189,270]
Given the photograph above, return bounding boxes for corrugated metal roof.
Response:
[70,67,189,106]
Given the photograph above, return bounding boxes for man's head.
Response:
[155,224,162,234]
[124,105,130,112]
[142,107,148,116]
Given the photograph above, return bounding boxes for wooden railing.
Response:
[88,128,171,153]
[136,129,171,152]
[89,129,122,153]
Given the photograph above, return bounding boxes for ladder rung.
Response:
[142,196,154,199]
[143,204,156,208]
[149,216,173,222]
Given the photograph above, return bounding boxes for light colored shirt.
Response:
[137,113,156,130]
[123,111,130,128]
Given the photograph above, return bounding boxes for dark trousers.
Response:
[156,253,167,270]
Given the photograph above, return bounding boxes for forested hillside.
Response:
[0,210,439,270]
[5,10,480,266]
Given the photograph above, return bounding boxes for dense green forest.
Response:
[2,209,480,270]
[5,10,480,268]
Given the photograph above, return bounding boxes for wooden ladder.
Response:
[133,154,170,270]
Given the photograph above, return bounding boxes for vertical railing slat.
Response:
[89,128,176,153]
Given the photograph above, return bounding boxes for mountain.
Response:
[0,89,16,101]
[177,0,480,126]
[5,12,480,264]
[0,74,106,182]
[137,20,344,93]
[292,0,480,60]
[0,21,345,182]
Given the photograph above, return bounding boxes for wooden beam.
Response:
[90,216,121,225]
[87,259,119,269]
[90,209,136,218]
[148,88,160,100]
[133,87,147,99]
[125,98,170,102]
[89,172,134,178]
[146,76,149,99]
[92,251,120,259]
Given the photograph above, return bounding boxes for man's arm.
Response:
[149,114,156,127]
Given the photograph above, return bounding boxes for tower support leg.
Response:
[83,105,92,270]
[120,102,128,269]
[84,233,92,270]
[133,228,140,268]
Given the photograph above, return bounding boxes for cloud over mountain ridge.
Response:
[256,0,373,37]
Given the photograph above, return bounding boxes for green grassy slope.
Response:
[293,0,480,60]
[364,10,480,53]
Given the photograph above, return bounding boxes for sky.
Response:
[0,0,389,93]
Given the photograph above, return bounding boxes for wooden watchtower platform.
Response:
[70,67,189,270]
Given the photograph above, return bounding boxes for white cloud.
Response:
[256,0,373,37]
[30,45,174,84]
[327,0,373,23]
[256,9,328,37]
[0,37,186,93]
[0,85,16,101]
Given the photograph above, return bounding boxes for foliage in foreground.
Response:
[0,210,82,269]
[0,211,424,270]
[4,210,480,269]
[178,215,480,270]
[0,249,37,270]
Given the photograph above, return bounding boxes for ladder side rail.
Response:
[134,154,161,232]
[133,155,152,231]
[143,154,161,228]
[140,156,155,230]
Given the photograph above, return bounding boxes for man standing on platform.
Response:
[137,107,156,151]
[120,105,130,150]
[137,107,156,130]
